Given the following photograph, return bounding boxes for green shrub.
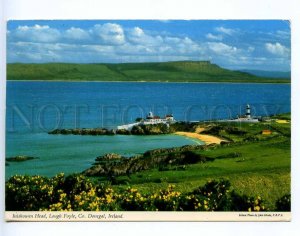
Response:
[243,136,259,142]
[275,194,291,211]
[62,174,93,195]
[230,191,267,211]
[191,179,232,211]
[6,174,64,211]
[5,174,273,212]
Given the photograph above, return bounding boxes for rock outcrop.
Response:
[48,128,115,135]
[82,144,217,177]
[6,155,38,162]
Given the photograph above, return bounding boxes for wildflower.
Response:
[75,195,81,201]
[106,195,113,203]
[59,193,67,201]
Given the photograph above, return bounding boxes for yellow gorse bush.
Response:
[5,174,277,211]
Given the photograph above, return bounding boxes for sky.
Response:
[7,20,291,71]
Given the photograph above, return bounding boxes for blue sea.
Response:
[5,81,291,178]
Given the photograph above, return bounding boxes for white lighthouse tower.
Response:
[147,111,154,119]
[246,104,251,119]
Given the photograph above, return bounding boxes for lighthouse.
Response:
[246,104,251,118]
[147,111,154,119]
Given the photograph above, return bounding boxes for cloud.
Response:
[126,27,163,46]
[8,42,63,62]
[6,21,291,71]
[64,27,90,41]
[265,42,289,56]
[91,23,125,45]
[207,42,238,54]
[247,46,255,52]
[215,26,237,35]
[206,33,223,41]
[7,23,205,63]
[276,30,290,40]
[12,24,61,43]
[131,27,144,37]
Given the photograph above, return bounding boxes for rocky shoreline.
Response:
[48,122,198,136]
[82,144,220,177]
[48,128,115,135]
[6,155,39,163]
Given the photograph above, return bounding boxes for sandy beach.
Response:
[174,131,226,145]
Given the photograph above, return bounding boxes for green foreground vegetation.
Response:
[6,115,291,211]
[112,136,290,209]
[84,119,291,210]
[7,61,290,83]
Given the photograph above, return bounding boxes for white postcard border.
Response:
[5,211,291,222]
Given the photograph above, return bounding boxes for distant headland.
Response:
[7,61,290,83]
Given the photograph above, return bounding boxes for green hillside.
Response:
[7,61,290,83]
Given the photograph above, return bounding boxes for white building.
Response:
[222,104,259,123]
[117,112,175,130]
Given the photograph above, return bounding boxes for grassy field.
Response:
[92,120,291,209]
[114,137,289,208]
[7,61,290,83]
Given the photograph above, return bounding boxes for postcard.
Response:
[5,20,291,221]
